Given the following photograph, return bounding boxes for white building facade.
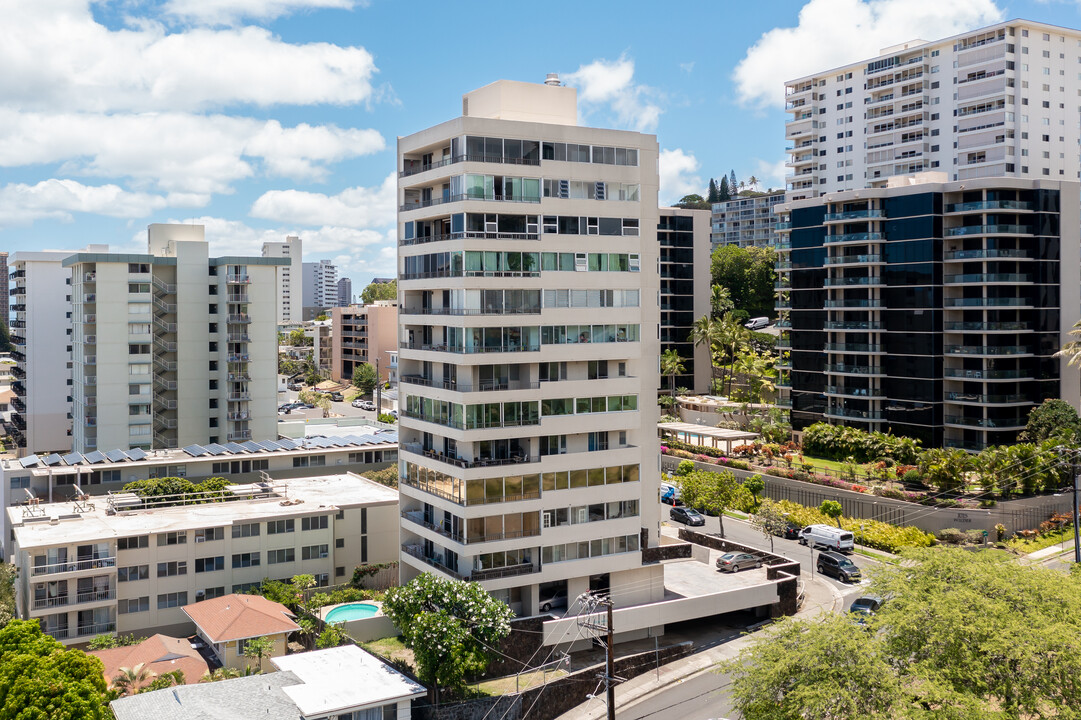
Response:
[262,235,303,326]
[9,249,105,455]
[302,259,338,313]
[396,78,662,617]
[785,20,1081,200]
[710,191,787,249]
[65,224,285,452]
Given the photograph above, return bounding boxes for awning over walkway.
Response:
[657,422,759,453]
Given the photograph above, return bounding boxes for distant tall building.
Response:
[66,224,286,451]
[785,20,1081,200]
[337,277,352,307]
[658,208,712,392]
[330,302,398,385]
[0,252,8,329]
[302,260,338,318]
[8,249,103,454]
[710,191,786,249]
[261,235,302,325]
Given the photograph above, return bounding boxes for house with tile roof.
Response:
[182,594,299,672]
[89,633,210,688]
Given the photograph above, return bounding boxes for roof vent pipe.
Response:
[544,73,561,86]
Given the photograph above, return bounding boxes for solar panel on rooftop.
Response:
[182,445,209,457]
[104,449,128,462]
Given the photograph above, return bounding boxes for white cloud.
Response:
[733,0,1004,109]
[250,173,396,229]
[752,158,788,193]
[163,0,358,26]
[565,56,662,132]
[658,149,702,205]
[0,179,199,228]
[0,0,378,112]
[0,110,385,194]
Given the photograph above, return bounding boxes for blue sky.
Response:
[0,0,1076,286]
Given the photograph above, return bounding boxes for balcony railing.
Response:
[32,557,116,577]
[825,254,882,265]
[944,321,1029,332]
[399,230,539,246]
[945,392,1026,403]
[824,321,883,330]
[76,589,116,604]
[825,343,882,352]
[226,275,250,284]
[400,445,539,469]
[401,410,540,431]
[401,307,542,317]
[399,342,541,354]
[825,232,884,244]
[400,544,467,581]
[824,299,881,308]
[944,273,1030,284]
[946,200,1033,212]
[826,407,884,420]
[228,430,253,441]
[823,209,884,221]
[946,224,1032,236]
[943,368,1030,380]
[944,297,1029,307]
[399,375,541,392]
[944,415,1024,429]
[77,622,116,637]
[945,345,1028,356]
[827,386,884,397]
[825,364,882,375]
[824,276,882,286]
[400,193,541,212]
[399,153,541,178]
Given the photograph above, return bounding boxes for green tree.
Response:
[717,312,751,397]
[819,500,843,527]
[242,636,274,673]
[0,620,111,719]
[744,475,765,506]
[749,498,787,553]
[200,667,241,683]
[360,280,397,304]
[0,322,10,354]
[382,573,514,702]
[689,314,723,394]
[920,448,973,493]
[87,633,145,650]
[316,624,345,649]
[674,194,711,210]
[0,563,14,627]
[707,178,719,203]
[676,459,694,476]
[287,329,311,347]
[352,362,379,396]
[718,175,730,201]
[727,549,1081,718]
[729,169,737,192]
[710,245,776,319]
[112,662,156,696]
[1020,398,1081,443]
[679,470,740,537]
[710,284,734,319]
[140,670,184,693]
[748,175,759,192]
[660,349,685,403]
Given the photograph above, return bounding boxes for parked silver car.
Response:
[716,552,762,573]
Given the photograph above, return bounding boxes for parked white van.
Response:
[744,317,770,331]
[798,524,854,552]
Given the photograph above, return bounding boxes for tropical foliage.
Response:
[726,549,1081,719]
[120,476,232,505]
[360,279,397,304]
[382,573,514,700]
[1019,398,1081,444]
[710,244,776,319]
[800,423,921,464]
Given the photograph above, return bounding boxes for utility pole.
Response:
[375,356,382,416]
[1073,454,1080,565]
[606,599,615,720]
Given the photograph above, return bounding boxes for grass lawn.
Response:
[360,636,415,670]
[1007,526,1076,553]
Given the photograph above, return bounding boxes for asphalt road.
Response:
[615,666,735,720]
[276,390,388,422]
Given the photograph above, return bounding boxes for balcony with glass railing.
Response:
[823,209,884,222]
[944,273,1030,285]
[946,224,1032,236]
[825,407,883,421]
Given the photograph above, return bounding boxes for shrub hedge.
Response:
[772,499,935,554]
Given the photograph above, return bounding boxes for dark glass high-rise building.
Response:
[774,178,1080,450]
[658,208,710,392]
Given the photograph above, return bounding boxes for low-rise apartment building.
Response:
[710,191,786,249]
[64,224,287,452]
[7,471,400,644]
[330,302,398,385]
[1,431,398,554]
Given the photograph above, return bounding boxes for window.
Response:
[335,566,345,578]
[302,545,328,560]
[117,536,148,551]
[195,527,224,543]
[197,587,226,602]
[128,263,150,273]
[268,549,295,565]
[195,556,225,573]
[117,565,148,582]
[232,523,260,538]
[157,532,186,546]
[157,592,188,609]
[232,553,260,568]
[119,597,149,614]
[301,516,329,532]
[267,519,294,535]
[157,561,186,577]
[335,538,345,549]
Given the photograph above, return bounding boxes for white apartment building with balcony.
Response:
[262,235,303,325]
[9,247,108,456]
[6,472,399,644]
[64,224,286,452]
[302,259,338,317]
[785,19,1081,200]
[396,77,662,617]
[710,191,787,249]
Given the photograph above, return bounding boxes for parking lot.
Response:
[276,389,394,423]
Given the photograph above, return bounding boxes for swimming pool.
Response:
[325,602,380,623]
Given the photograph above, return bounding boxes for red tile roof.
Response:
[182,594,298,643]
[89,634,209,687]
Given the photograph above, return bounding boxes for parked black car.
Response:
[849,595,882,617]
[779,522,801,540]
[817,551,862,583]
[669,506,705,527]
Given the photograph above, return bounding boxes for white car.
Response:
[351,399,375,410]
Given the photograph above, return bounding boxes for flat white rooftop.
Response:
[9,473,398,550]
[270,645,426,716]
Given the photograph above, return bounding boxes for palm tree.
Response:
[200,667,241,683]
[1055,319,1081,366]
[660,349,686,405]
[113,663,157,696]
[738,180,746,195]
[748,175,759,191]
[717,312,751,397]
[689,315,723,394]
[710,284,734,318]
